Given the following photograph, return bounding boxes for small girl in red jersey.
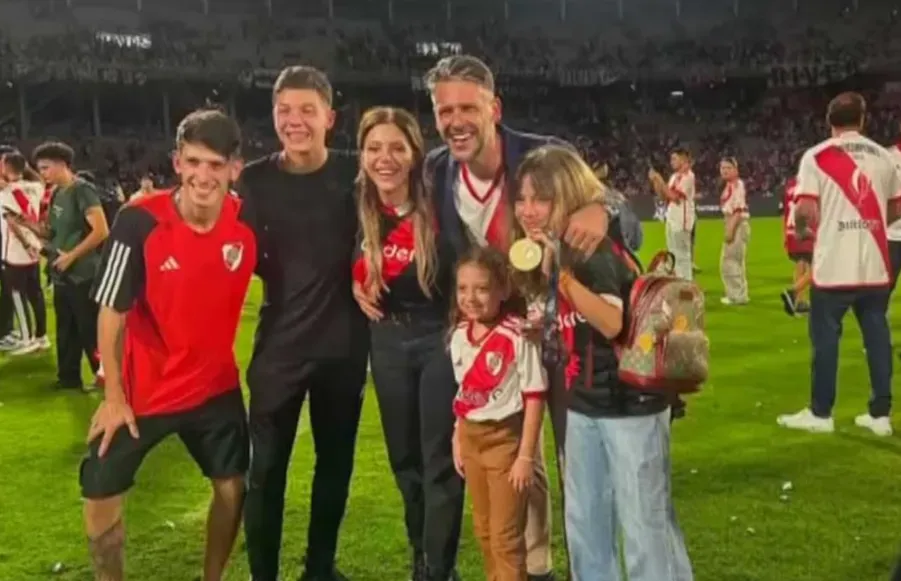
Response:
[450,246,547,581]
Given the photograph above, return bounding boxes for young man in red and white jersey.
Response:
[0,152,50,355]
[81,109,253,581]
[649,148,696,280]
[781,175,814,315]
[777,93,901,437]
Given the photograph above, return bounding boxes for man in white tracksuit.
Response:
[649,148,696,280]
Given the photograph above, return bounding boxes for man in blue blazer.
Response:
[424,55,608,581]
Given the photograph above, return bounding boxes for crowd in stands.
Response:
[0,0,900,197]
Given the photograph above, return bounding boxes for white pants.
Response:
[666,228,693,281]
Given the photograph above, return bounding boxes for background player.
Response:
[80,108,253,581]
[649,148,696,280]
[0,151,49,355]
[777,92,900,437]
[781,175,814,316]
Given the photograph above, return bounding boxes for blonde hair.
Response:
[512,145,605,237]
[511,145,606,297]
[356,107,438,297]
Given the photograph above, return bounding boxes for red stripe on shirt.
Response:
[813,145,891,278]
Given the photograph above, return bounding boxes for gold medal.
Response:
[509,238,543,271]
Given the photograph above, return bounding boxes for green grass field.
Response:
[2,217,901,581]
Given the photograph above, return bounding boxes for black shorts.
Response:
[79,389,249,499]
[788,252,813,264]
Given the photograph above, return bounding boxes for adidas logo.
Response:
[160,256,180,272]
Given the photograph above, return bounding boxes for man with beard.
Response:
[237,65,367,581]
[410,54,608,581]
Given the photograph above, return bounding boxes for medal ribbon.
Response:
[541,238,564,370]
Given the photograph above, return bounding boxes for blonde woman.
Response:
[512,145,693,581]
[719,157,750,305]
[351,106,463,581]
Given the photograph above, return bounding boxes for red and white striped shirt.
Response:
[665,170,696,232]
[720,178,749,218]
[0,180,43,265]
[796,131,901,288]
[450,314,547,422]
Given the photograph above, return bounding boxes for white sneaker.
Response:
[9,339,40,356]
[721,297,749,306]
[0,334,19,351]
[854,413,893,437]
[777,408,835,433]
[35,336,51,350]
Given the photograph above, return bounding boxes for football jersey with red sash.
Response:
[784,177,815,254]
[450,314,546,422]
[796,132,901,289]
[351,205,452,316]
[0,180,42,265]
[91,191,257,416]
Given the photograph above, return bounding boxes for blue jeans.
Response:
[809,287,892,418]
[564,409,693,581]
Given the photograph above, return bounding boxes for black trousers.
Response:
[0,264,13,337]
[53,280,98,386]
[4,263,47,340]
[244,358,367,580]
[369,317,463,579]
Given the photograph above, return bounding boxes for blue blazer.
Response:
[424,124,567,257]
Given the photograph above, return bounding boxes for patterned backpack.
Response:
[613,250,709,394]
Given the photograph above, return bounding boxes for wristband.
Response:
[517,455,534,463]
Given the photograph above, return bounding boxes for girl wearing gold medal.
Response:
[510,145,694,581]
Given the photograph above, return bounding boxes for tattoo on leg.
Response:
[88,518,125,581]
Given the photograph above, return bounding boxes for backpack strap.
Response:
[647,251,676,275]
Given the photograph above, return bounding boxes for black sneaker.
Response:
[425,567,459,581]
[796,302,810,314]
[299,570,349,581]
[780,289,799,316]
[528,573,556,581]
[50,380,83,391]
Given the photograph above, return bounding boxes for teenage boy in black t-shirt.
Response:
[237,66,368,581]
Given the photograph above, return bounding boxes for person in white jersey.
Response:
[886,131,901,290]
[649,148,696,280]
[719,157,750,305]
[129,173,155,201]
[777,92,901,437]
[0,152,49,355]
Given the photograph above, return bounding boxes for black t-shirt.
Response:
[351,208,453,320]
[568,240,668,418]
[237,152,368,384]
